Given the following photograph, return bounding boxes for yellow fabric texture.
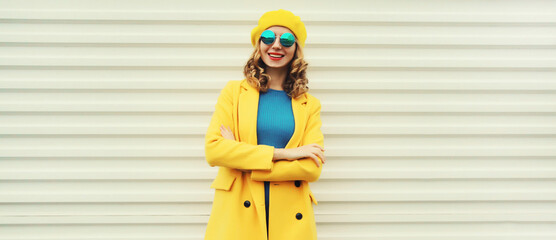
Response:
[204,79,323,240]
[250,9,307,48]
[204,79,324,181]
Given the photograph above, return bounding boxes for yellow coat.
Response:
[204,79,324,240]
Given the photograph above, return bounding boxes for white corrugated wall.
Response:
[1,0,556,239]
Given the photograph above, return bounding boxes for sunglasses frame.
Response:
[259,30,296,48]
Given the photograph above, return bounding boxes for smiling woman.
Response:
[243,10,309,98]
[204,9,325,240]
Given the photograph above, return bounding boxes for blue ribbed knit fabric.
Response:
[256,88,295,237]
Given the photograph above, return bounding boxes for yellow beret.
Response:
[250,9,307,48]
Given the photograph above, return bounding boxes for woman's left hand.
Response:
[220,124,251,173]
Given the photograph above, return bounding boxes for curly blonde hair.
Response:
[243,40,309,99]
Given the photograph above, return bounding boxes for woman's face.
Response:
[259,26,297,69]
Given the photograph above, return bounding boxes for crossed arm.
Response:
[204,81,325,182]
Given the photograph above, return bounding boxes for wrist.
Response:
[273,148,290,161]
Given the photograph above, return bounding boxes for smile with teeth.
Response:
[269,53,284,58]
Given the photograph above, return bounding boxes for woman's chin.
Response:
[263,60,289,69]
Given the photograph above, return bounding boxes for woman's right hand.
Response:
[282,144,326,167]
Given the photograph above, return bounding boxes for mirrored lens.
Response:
[280,32,295,47]
[260,30,276,45]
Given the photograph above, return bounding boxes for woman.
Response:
[204,9,326,240]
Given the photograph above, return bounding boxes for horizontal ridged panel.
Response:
[2,0,556,239]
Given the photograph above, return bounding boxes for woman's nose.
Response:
[271,39,282,49]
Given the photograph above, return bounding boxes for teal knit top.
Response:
[257,88,295,148]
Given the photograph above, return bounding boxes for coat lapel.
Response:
[237,79,308,230]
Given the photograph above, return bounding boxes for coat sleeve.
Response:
[205,80,275,171]
[250,96,324,182]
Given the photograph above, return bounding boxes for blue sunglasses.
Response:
[260,30,296,48]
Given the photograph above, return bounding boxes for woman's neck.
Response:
[265,66,287,90]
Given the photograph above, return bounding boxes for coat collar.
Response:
[238,79,307,149]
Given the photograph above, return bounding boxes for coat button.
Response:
[294,180,301,187]
[296,212,303,220]
[244,200,251,208]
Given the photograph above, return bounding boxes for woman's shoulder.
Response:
[304,91,319,102]
[303,89,321,103]
[222,79,321,106]
[223,79,243,88]
[302,91,322,114]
